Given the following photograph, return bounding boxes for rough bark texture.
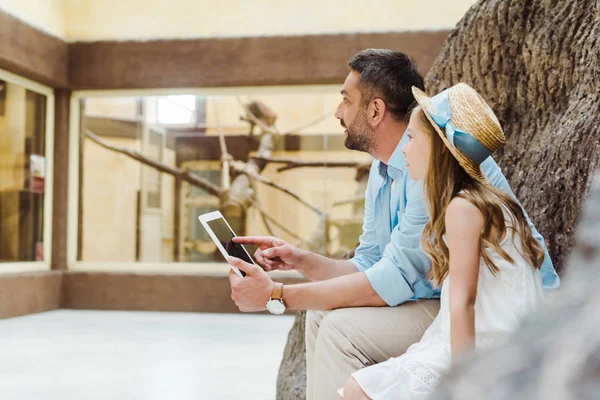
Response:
[276,311,307,400]
[423,0,600,397]
[276,1,599,398]
[425,0,600,274]
[434,170,600,399]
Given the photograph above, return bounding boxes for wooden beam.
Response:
[69,31,450,89]
[0,10,68,87]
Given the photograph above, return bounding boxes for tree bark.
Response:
[434,167,600,400]
[276,311,307,400]
[427,0,600,397]
[425,0,600,274]
[276,1,599,398]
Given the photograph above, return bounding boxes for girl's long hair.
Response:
[413,107,545,286]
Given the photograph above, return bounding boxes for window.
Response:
[72,89,370,272]
[0,71,53,268]
[157,95,196,125]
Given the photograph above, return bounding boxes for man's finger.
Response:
[229,266,242,281]
[227,256,258,275]
[254,253,271,269]
[262,245,292,260]
[261,259,278,271]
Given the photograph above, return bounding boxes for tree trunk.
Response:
[434,166,600,400]
[425,0,600,397]
[425,0,600,274]
[277,1,599,398]
[276,311,307,400]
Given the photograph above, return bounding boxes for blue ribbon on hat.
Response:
[427,90,492,165]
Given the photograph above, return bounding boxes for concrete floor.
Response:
[0,310,295,400]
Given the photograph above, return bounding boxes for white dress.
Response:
[342,225,545,399]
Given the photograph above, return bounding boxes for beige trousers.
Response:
[305,300,440,400]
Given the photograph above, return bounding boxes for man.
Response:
[227,49,560,400]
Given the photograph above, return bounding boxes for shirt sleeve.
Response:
[481,158,561,289]
[363,179,434,306]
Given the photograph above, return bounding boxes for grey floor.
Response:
[0,310,295,400]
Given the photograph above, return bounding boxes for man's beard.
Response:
[343,110,375,154]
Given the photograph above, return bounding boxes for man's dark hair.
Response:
[348,49,425,121]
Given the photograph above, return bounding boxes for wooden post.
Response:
[50,89,70,270]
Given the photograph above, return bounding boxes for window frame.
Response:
[68,85,338,275]
[0,68,55,274]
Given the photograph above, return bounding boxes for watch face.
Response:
[267,300,286,315]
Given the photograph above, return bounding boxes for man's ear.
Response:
[369,99,387,127]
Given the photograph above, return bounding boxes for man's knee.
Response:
[318,308,359,337]
[311,309,361,356]
[306,310,327,345]
[343,377,370,400]
[306,310,325,331]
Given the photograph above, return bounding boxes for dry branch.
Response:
[84,129,223,197]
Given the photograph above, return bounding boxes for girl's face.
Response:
[402,109,433,181]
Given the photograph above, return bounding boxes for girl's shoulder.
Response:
[445,196,484,233]
[446,195,480,216]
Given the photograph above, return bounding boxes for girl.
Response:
[341,83,545,399]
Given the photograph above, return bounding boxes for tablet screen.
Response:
[207,217,254,270]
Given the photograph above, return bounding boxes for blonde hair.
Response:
[412,107,545,286]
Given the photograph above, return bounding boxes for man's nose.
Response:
[334,103,343,119]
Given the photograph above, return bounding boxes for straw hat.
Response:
[411,83,505,182]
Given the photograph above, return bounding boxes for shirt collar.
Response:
[378,130,409,180]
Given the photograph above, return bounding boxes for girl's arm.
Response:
[445,197,484,362]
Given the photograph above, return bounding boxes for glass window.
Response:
[77,90,371,268]
[157,95,196,125]
[0,80,48,262]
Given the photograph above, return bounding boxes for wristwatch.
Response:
[266,282,286,315]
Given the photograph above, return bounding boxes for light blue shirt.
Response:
[349,133,560,306]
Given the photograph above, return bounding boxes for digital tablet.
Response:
[198,210,256,278]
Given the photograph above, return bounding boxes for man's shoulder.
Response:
[481,157,511,190]
[368,159,380,174]
[367,160,385,183]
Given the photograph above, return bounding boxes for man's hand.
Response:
[233,236,306,272]
[228,256,275,312]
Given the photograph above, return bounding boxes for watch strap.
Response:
[271,282,284,301]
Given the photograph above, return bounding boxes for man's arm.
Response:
[299,161,384,281]
[228,257,386,312]
[233,235,356,280]
[481,158,560,289]
[348,160,385,272]
[296,254,358,281]
[282,179,434,309]
[357,178,435,306]
[230,167,434,311]
[235,160,382,282]
[283,271,387,310]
